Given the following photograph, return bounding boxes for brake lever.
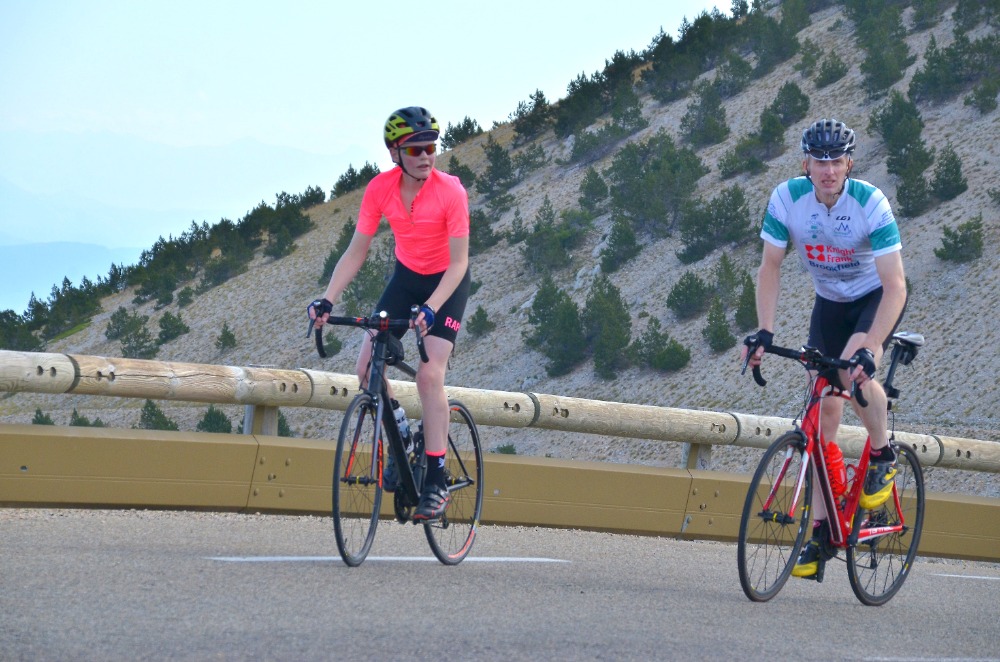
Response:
[410,305,430,364]
[306,315,327,358]
[741,341,767,387]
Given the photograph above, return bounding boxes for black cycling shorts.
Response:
[373,261,471,345]
[807,287,904,358]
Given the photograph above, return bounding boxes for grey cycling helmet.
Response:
[801,118,856,160]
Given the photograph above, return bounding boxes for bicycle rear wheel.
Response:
[332,394,383,567]
[424,401,484,565]
[847,444,925,606]
[737,431,813,602]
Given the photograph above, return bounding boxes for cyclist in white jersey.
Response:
[741,119,907,579]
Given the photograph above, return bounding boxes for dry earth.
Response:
[2,5,999,498]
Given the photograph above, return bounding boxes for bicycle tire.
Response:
[737,431,813,602]
[332,394,384,567]
[423,400,484,565]
[847,444,925,606]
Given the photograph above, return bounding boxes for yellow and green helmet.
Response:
[384,106,440,147]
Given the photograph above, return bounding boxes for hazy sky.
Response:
[0,0,722,312]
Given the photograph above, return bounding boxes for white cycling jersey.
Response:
[761,176,901,302]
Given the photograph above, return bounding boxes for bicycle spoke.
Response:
[424,401,483,565]
[738,432,811,602]
[847,445,925,605]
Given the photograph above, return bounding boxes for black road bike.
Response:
[310,306,483,566]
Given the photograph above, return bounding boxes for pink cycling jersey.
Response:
[356,167,469,275]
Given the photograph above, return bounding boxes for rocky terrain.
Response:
[2,3,998,498]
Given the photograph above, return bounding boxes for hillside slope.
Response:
[3,4,998,497]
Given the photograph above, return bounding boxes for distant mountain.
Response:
[0,130,370,247]
[0,241,143,313]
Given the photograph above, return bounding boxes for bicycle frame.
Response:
[361,332,423,507]
[760,356,908,552]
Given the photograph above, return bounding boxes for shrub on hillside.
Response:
[121,324,158,359]
[135,399,179,431]
[814,52,848,88]
[32,408,55,425]
[734,273,758,332]
[466,306,496,337]
[681,81,730,147]
[442,116,483,150]
[70,408,106,427]
[215,322,237,352]
[525,276,587,377]
[667,272,712,320]
[631,317,690,373]
[578,167,608,213]
[930,144,968,202]
[331,162,379,199]
[157,311,190,345]
[197,405,233,434]
[509,90,551,144]
[935,215,984,263]
[600,213,641,274]
[583,275,631,379]
[702,297,737,352]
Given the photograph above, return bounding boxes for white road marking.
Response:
[932,573,1000,581]
[209,555,570,563]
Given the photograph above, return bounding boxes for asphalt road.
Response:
[2,508,998,661]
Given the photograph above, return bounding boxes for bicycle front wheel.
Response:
[847,444,925,606]
[424,401,484,565]
[332,394,384,567]
[737,431,813,602]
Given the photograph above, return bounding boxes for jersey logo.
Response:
[833,221,852,237]
[805,244,826,261]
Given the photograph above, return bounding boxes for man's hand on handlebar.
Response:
[740,329,773,370]
[307,298,333,331]
[848,347,877,388]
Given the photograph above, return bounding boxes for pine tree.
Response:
[525,276,586,377]
[935,215,984,263]
[466,306,496,337]
[583,275,632,379]
[930,144,968,202]
[667,272,712,320]
[157,311,190,345]
[216,322,237,352]
[121,324,159,359]
[31,408,55,425]
[579,167,609,213]
[197,405,233,434]
[600,213,641,273]
[713,254,742,310]
[734,273,758,332]
[135,399,179,431]
[703,297,737,352]
[631,318,691,372]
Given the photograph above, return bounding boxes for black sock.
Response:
[424,453,446,489]
[871,445,896,462]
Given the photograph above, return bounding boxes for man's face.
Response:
[804,154,851,199]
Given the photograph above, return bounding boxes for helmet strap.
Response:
[394,146,429,183]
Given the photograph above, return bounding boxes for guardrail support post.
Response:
[682,442,712,471]
[244,405,279,436]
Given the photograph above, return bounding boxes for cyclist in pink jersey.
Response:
[311,106,471,521]
[741,118,907,579]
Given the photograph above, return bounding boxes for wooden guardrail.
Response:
[2,349,999,561]
[2,350,999,472]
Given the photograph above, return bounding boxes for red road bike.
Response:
[737,331,926,605]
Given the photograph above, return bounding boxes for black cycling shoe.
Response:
[413,483,450,522]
